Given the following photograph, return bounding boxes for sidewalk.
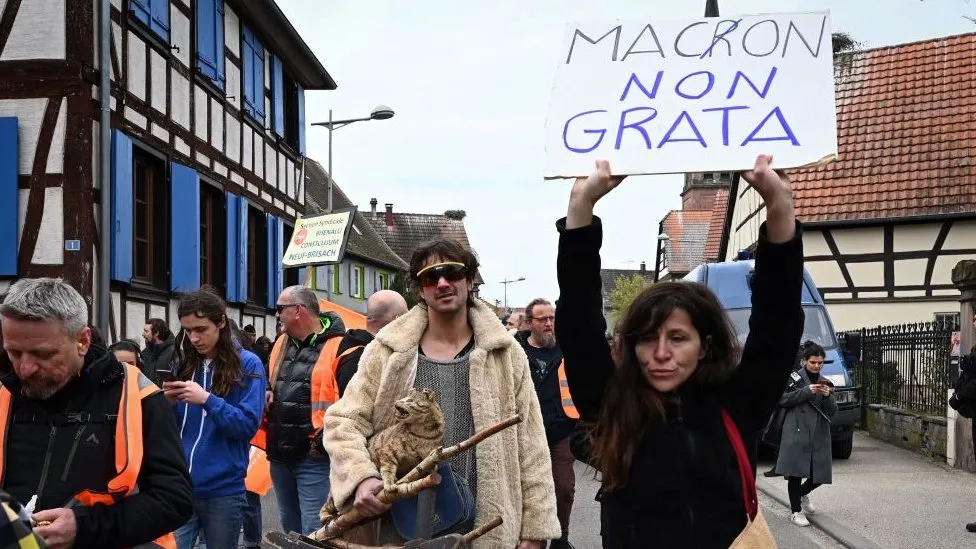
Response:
[758,431,976,549]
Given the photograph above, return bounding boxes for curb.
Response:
[757,483,884,549]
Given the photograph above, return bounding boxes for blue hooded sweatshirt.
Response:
[174,348,266,499]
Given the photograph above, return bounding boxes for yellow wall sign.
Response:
[282,208,356,267]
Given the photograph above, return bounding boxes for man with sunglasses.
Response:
[262,286,347,536]
[517,298,576,549]
[325,239,560,548]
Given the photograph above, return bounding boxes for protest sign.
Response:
[544,11,838,178]
[282,208,356,267]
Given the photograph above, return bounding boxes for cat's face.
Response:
[394,388,440,424]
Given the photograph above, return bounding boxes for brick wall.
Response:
[681,188,721,211]
[864,404,948,461]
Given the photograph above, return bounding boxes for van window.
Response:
[726,306,837,349]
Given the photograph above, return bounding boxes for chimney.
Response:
[640,261,646,273]
[370,198,378,218]
[385,203,394,231]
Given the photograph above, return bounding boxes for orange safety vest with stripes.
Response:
[557,360,579,420]
[0,364,176,549]
[246,336,363,495]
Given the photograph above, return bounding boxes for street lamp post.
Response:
[501,277,526,312]
[311,105,395,213]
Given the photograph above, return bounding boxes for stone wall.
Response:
[864,404,948,461]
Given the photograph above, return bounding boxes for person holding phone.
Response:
[773,342,837,527]
[165,290,266,549]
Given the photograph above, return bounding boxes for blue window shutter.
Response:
[214,0,225,87]
[110,130,133,282]
[253,41,265,121]
[265,213,275,309]
[0,118,17,276]
[149,0,170,40]
[238,197,249,301]
[242,28,256,118]
[169,162,200,292]
[130,0,150,26]
[224,192,239,302]
[275,216,285,299]
[271,55,284,136]
[297,85,306,155]
[195,0,217,82]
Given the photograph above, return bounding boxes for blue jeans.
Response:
[270,455,331,535]
[174,493,245,549]
[242,490,262,548]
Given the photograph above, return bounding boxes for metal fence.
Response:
[839,318,959,417]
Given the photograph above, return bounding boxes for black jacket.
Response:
[555,216,804,549]
[335,329,374,398]
[1,345,193,549]
[267,313,346,462]
[515,331,575,444]
[141,336,175,384]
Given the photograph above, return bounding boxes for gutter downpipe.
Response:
[97,0,111,337]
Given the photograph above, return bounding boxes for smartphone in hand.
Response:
[155,370,178,383]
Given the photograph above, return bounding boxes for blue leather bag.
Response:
[390,462,475,539]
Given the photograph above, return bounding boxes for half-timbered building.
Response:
[718,33,976,331]
[0,0,333,344]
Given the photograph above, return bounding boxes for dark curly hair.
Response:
[408,239,480,306]
[176,290,243,397]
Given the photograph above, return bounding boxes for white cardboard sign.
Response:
[282,208,355,267]
[544,11,838,179]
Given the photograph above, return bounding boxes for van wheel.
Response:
[832,436,853,459]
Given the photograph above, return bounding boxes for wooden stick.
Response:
[461,517,503,543]
[398,415,522,486]
[312,415,522,543]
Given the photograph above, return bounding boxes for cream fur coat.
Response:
[324,300,561,547]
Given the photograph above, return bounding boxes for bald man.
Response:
[335,290,409,397]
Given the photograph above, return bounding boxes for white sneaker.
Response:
[800,495,816,515]
[790,512,810,527]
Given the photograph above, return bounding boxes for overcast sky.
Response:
[278,0,973,309]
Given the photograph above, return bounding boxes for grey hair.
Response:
[284,285,320,315]
[0,278,89,334]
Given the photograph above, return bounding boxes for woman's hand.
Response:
[167,380,210,405]
[566,160,626,230]
[740,154,795,243]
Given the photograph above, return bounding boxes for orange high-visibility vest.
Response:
[0,364,176,549]
[557,360,579,420]
[244,446,272,496]
[250,333,363,452]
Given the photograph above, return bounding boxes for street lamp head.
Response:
[370,105,395,120]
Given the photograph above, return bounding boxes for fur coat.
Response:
[324,300,561,547]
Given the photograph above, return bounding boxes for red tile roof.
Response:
[661,210,712,274]
[703,188,730,262]
[791,32,976,222]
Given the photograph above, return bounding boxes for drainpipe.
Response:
[97,0,111,336]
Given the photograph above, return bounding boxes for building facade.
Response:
[0,0,333,344]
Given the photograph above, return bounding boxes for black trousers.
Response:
[787,476,821,512]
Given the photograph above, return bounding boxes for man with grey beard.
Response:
[518,298,576,549]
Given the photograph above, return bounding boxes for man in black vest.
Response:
[518,298,576,549]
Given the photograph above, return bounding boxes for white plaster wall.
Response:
[171,5,191,68]
[285,157,293,197]
[893,258,929,287]
[296,163,305,205]
[109,22,122,81]
[264,315,277,338]
[44,98,67,174]
[210,97,223,150]
[111,291,122,344]
[16,189,27,248]
[934,255,971,287]
[31,187,64,264]
[265,144,276,187]
[123,105,147,129]
[241,124,253,172]
[826,299,962,332]
[125,300,144,341]
[0,0,66,61]
[0,98,46,174]
[804,230,831,256]
[174,135,190,157]
[225,113,240,163]
[194,86,208,141]
[944,220,976,250]
[149,304,167,325]
[224,3,240,57]
[227,305,241,325]
[171,70,191,129]
[894,223,940,252]
[832,227,883,255]
[150,50,167,114]
[253,137,263,179]
[805,260,847,289]
[151,122,169,144]
[225,62,241,110]
[127,32,147,101]
[168,299,180,334]
[846,262,883,289]
[0,280,9,294]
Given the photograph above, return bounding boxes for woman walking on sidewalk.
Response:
[774,342,837,527]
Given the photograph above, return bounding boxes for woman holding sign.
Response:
[554,155,804,548]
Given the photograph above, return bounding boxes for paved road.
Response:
[257,460,843,548]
